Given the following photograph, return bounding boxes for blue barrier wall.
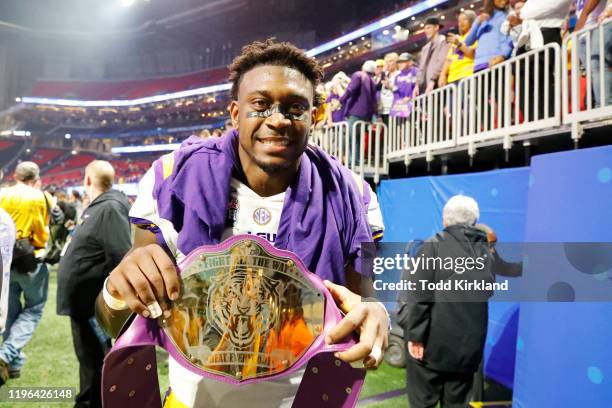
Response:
[378,166,529,388]
[512,145,612,408]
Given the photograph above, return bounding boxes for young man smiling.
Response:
[97,39,387,408]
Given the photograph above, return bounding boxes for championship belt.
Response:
[101,235,366,407]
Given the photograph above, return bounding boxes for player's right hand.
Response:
[107,244,180,319]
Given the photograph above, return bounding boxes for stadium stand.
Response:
[30,67,229,100]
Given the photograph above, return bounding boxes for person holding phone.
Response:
[439,10,478,88]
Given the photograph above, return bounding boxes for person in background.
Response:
[464,0,513,129]
[57,160,131,408]
[340,60,378,163]
[211,128,223,137]
[312,83,329,145]
[415,17,450,95]
[373,59,385,88]
[379,52,400,124]
[0,162,50,386]
[390,53,419,118]
[465,0,513,72]
[574,0,612,108]
[70,190,84,221]
[397,195,493,408]
[0,169,16,353]
[224,118,234,133]
[502,1,526,53]
[510,0,574,121]
[597,0,612,23]
[439,10,478,88]
[199,129,212,139]
[325,72,350,125]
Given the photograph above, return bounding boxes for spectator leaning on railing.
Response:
[340,60,378,162]
[415,17,449,96]
[574,0,612,108]
[438,10,478,88]
[464,0,513,128]
[510,0,574,121]
[465,0,513,72]
[390,53,419,118]
[379,52,400,122]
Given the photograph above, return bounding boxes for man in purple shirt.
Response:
[96,39,389,406]
[340,60,378,165]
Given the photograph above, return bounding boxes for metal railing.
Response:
[456,42,561,145]
[350,120,389,183]
[387,85,457,161]
[311,121,350,164]
[313,21,611,183]
[562,19,612,140]
[313,120,389,183]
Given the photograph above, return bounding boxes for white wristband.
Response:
[102,277,128,311]
[375,301,392,331]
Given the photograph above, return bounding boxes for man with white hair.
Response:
[0,162,50,386]
[397,195,494,408]
[339,60,378,163]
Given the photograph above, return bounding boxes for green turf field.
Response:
[0,269,408,407]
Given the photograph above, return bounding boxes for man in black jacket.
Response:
[397,195,493,408]
[57,160,131,408]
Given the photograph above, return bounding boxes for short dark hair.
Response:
[229,38,324,106]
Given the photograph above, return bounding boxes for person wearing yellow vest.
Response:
[0,161,50,386]
[438,10,478,88]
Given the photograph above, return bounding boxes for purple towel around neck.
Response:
[150,129,372,285]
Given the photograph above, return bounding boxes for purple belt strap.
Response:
[101,236,367,408]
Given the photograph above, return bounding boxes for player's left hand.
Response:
[323,280,389,369]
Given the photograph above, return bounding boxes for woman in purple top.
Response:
[390,53,419,118]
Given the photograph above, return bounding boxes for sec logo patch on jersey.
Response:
[253,207,271,226]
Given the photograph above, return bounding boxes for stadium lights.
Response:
[21,82,232,108]
[19,0,447,108]
[65,133,72,139]
[1,130,31,137]
[305,0,448,56]
[112,144,182,153]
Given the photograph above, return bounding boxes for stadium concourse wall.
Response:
[377,145,612,406]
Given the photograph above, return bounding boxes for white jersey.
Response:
[128,168,385,408]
